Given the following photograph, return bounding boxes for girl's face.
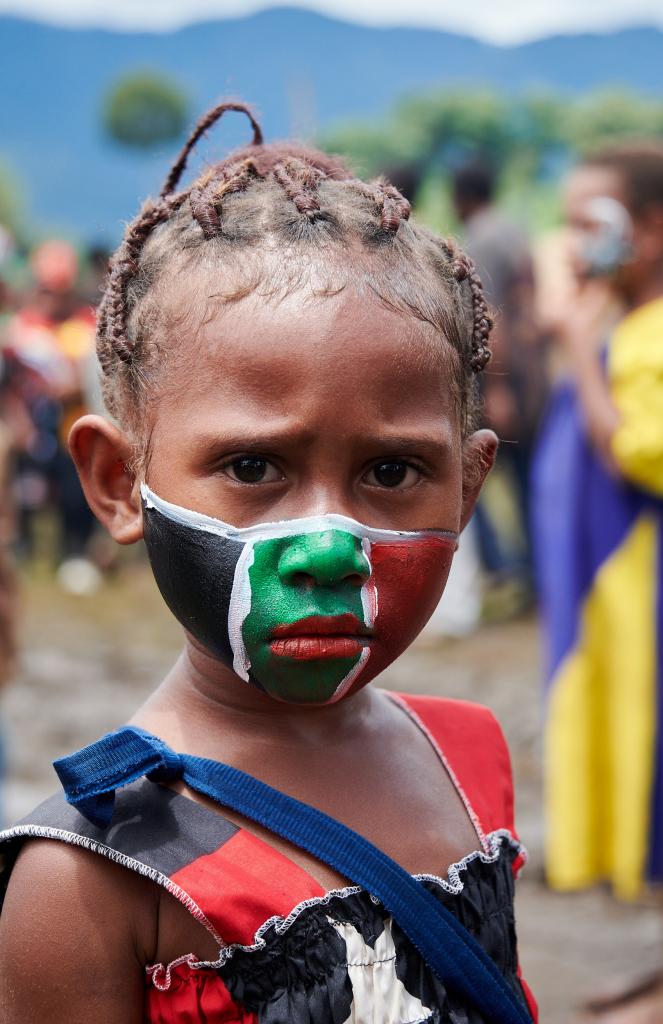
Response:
[73,289,495,704]
[146,290,465,534]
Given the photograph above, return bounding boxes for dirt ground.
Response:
[2,561,660,1022]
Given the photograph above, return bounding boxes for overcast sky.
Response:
[1,0,662,44]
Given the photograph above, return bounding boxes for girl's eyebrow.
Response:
[193,428,453,455]
[358,432,454,453]
[193,428,316,452]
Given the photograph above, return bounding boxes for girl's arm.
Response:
[0,840,151,1023]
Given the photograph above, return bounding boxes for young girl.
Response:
[0,102,536,1024]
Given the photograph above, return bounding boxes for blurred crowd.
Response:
[0,237,110,605]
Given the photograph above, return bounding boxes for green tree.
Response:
[103,71,188,150]
[320,87,663,233]
[394,91,511,169]
[0,159,25,242]
[566,89,663,154]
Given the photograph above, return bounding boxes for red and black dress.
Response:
[0,694,537,1022]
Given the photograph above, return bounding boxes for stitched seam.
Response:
[409,829,523,892]
[344,956,398,967]
[63,759,161,796]
[147,953,200,992]
[0,824,225,946]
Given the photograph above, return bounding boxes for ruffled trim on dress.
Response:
[147,828,524,981]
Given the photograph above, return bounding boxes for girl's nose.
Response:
[277,531,371,588]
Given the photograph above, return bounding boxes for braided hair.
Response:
[97,101,492,439]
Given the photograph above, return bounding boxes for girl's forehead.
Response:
[195,288,448,380]
[156,290,459,436]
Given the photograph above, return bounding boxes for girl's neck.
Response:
[135,643,378,752]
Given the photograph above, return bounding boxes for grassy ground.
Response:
[3,561,660,1022]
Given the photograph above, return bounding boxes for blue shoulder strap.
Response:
[54,726,531,1024]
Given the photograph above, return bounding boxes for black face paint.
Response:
[142,496,243,668]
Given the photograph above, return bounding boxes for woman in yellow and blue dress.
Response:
[533,143,663,1020]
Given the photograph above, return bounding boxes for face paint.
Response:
[141,484,457,704]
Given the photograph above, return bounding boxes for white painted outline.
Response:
[140,483,458,546]
[227,540,255,681]
[328,645,371,703]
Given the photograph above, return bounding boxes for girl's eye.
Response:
[224,457,283,484]
[366,461,420,489]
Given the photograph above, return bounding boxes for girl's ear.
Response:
[68,415,143,544]
[460,428,498,532]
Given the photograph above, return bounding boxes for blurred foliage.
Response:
[0,159,26,243]
[568,90,663,152]
[102,71,188,150]
[321,88,663,233]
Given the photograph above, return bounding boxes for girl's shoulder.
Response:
[390,693,518,840]
[0,777,237,940]
[0,832,154,1023]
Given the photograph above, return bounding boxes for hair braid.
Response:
[444,243,492,373]
[374,181,411,232]
[465,265,493,372]
[160,102,263,199]
[97,192,187,370]
[273,159,323,218]
[350,179,411,232]
[189,181,221,239]
[189,160,256,239]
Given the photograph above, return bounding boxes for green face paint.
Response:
[240,530,372,703]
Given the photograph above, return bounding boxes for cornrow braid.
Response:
[160,102,263,199]
[447,246,493,373]
[374,180,412,232]
[96,99,493,434]
[189,158,257,239]
[272,159,324,219]
[350,178,411,233]
[97,190,188,372]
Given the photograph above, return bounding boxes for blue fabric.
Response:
[54,726,531,1024]
[531,381,647,687]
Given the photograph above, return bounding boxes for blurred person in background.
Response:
[452,162,545,607]
[1,240,100,593]
[532,143,663,1023]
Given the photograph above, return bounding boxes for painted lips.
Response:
[269,614,372,661]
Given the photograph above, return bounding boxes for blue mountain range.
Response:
[1,8,662,240]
